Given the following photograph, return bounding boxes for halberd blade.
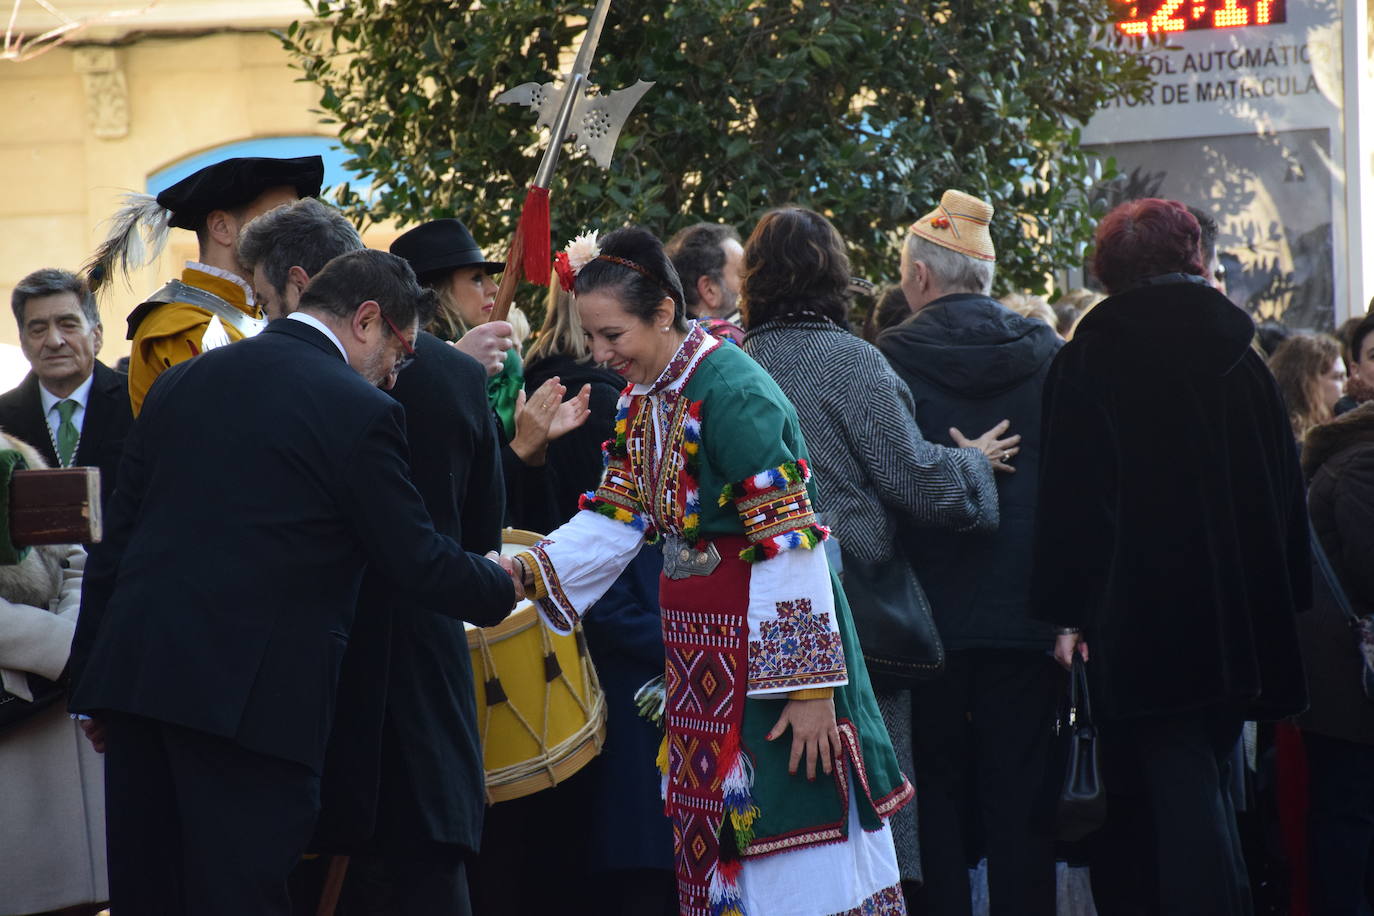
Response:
[571,80,655,170]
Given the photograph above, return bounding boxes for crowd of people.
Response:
[0,153,1370,916]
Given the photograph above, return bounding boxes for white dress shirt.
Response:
[39,372,95,463]
[286,312,349,362]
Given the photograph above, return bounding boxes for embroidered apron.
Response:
[660,534,751,916]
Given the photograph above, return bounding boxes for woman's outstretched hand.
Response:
[547,383,592,441]
[951,419,1021,473]
[509,378,566,466]
[767,697,841,781]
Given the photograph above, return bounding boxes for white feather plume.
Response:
[84,193,174,295]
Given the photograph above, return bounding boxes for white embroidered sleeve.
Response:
[745,545,849,697]
[521,509,646,634]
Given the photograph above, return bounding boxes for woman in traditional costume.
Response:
[509,228,911,916]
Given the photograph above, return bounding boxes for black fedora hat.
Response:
[157,156,325,230]
[390,219,505,282]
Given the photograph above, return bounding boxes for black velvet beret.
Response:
[157,156,325,230]
[389,219,505,282]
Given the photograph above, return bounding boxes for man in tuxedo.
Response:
[240,200,505,913]
[0,268,132,509]
[68,248,520,916]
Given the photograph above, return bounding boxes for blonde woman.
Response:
[999,291,1060,337]
[389,219,522,436]
[523,283,626,520]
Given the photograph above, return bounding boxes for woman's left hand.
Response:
[509,378,566,465]
[951,419,1021,473]
[767,697,841,780]
[547,383,592,441]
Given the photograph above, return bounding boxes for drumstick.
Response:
[316,855,350,916]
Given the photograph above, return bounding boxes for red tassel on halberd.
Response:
[518,185,551,286]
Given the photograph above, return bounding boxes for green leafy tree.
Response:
[283,0,1148,299]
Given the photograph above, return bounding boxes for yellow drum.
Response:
[466,528,606,803]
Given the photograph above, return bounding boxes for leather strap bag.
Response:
[1056,653,1106,841]
[839,546,945,688]
[1311,524,1374,701]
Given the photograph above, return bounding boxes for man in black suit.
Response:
[0,268,133,508]
[68,248,519,916]
[240,200,506,914]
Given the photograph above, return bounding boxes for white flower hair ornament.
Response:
[554,230,601,291]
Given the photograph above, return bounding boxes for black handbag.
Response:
[1056,652,1106,841]
[840,546,945,688]
[0,672,65,732]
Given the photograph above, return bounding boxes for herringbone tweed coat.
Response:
[743,318,997,563]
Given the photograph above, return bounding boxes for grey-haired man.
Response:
[0,268,133,510]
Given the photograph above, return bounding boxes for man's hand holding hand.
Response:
[453,321,514,377]
[487,551,526,604]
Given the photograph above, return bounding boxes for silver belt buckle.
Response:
[663,537,721,580]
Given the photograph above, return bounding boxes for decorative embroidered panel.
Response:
[581,453,653,533]
[659,560,751,916]
[738,485,819,544]
[721,460,831,562]
[672,798,721,916]
[527,543,575,632]
[837,721,914,818]
[748,598,847,693]
[835,884,908,916]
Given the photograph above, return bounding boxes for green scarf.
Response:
[489,348,523,440]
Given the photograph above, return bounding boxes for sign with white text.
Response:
[1082,0,1362,327]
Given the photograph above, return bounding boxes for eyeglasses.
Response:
[377,307,417,372]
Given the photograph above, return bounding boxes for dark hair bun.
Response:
[576,226,689,329]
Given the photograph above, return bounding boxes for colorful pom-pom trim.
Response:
[738,523,830,564]
[579,492,654,536]
[707,727,754,916]
[717,728,760,850]
[608,395,632,458]
[681,400,704,545]
[708,858,746,916]
[717,459,811,508]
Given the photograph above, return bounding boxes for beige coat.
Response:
[0,434,106,915]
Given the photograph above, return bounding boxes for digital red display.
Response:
[1113,0,1287,34]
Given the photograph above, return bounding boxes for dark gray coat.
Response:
[878,295,1060,651]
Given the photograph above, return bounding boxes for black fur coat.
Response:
[1030,278,1310,722]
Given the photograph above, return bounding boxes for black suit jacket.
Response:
[314,332,505,852]
[0,361,133,507]
[68,319,515,771]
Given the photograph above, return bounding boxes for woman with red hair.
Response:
[1030,199,1310,914]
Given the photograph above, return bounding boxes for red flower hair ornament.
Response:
[553,251,576,291]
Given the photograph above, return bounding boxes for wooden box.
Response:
[10,467,102,546]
